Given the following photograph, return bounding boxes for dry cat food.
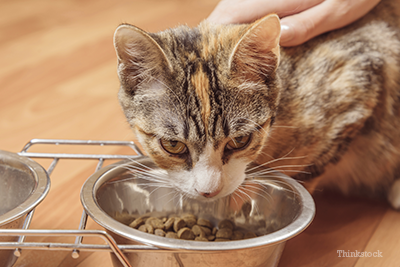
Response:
[122,213,258,242]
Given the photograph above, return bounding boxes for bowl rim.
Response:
[0,150,50,226]
[81,157,315,252]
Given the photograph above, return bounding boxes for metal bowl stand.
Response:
[0,138,168,267]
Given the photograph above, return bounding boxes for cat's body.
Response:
[259,2,400,201]
[114,0,400,208]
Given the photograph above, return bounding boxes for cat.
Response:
[113,0,400,209]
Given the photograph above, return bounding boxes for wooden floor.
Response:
[1,0,399,266]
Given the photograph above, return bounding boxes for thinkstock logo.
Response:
[337,250,383,258]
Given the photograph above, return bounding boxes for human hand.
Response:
[207,0,381,47]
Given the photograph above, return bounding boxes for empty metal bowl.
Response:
[81,157,315,267]
[0,150,50,267]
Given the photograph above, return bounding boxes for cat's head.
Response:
[114,15,281,201]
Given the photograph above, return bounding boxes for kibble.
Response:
[173,218,186,232]
[212,227,217,235]
[195,236,209,241]
[166,232,178,239]
[232,230,244,240]
[129,217,145,229]
[197,218,213,229]
[200,226,212,236]
[155,229,166,237]
[164,217,175,231]
[191,225,205,237]
[125,213,260,242]
[207,235,216,241]
[216,228,233,239]
[146,217,165,230]
[218,219,234,230]
[214,238,230,242]
[115,211,135,225]
[183,217,197,228]
[244,232,257,239]
[138,224,147,233]
[177,227,195,240]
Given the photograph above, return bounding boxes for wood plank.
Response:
[278,192,388,267]
[1,0,399,266]
[354,209,400,267]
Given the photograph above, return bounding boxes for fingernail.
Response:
[280,24,294,43]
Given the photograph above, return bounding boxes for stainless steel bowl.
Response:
[81,157,315,267]
[0,150,50,267]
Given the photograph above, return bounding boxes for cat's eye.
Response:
[226,135,251,150]
[160,139,187,154]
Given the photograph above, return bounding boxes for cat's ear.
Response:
[229,14,281,80]
[114,24,172,90]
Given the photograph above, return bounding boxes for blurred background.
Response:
[0,0,399,266]
[0,0,219,152]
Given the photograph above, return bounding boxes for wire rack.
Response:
[0,138,165,267]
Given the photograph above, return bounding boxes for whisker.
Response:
[121,166,164,177]
[239,183,274,203]
[122,166,168,180]
[169,191,183,208]
[247,173,306,183]
[236,117,269,135]
[119,159,154,171]
[115,173,168,186]
[248,166,312,177]
[106,172,168,185]
[271,125,299,129]
[250,179,300,196]
[249,169,311,176]
[154,190,180,204]
[246,148,305,173]
[230,191,240,207]
[234,187,251,204]
[120,162,167,176]
[236,187,263,217]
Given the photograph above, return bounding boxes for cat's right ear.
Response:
[114,24,172,90]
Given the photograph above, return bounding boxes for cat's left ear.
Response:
[229,14,281,80]
[114,24,173,90]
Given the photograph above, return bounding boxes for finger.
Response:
[280,0,381,47]
[207,0,267,24]
[207,0,324,24]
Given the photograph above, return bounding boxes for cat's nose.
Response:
[197,189,221,198]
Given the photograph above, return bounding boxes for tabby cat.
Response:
[114,0,400,208]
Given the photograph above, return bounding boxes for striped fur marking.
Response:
[191,64,211,133]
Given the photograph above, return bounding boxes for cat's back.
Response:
[279,0,400,87]
[276,0,400,129]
